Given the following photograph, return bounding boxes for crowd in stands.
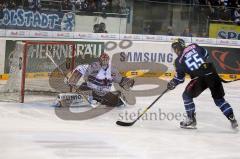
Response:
[59,0,126,13]
[0,0,239,37]
[141,0,240,37]
[0,0,40,10]
[0,0,126,13]
[196,0,240,25]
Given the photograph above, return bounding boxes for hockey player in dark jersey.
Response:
[67,52,134,107]
[167,38,238,129]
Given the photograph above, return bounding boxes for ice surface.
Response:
[0,81,240,159]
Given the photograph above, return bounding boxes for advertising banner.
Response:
[4,40,104,74]
[209,23,240,40]
[4,40,73,74]
[205,46,240,74]
[0,40,6,74]
[105,41,176,76]
[2,40,239,77]
[0,9,75,31]
[74,41,104,65]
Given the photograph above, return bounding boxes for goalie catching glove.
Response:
[119,77,135,91]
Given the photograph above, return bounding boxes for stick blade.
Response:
[116,121,134,126]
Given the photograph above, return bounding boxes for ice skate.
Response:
[90,99,101,108]
[180,114,197,129]
[228,114,238,130]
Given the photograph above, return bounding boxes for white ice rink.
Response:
[0,81,240,159]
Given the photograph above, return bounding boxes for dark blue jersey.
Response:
[172,43,209,85]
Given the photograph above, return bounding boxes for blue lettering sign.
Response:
[61,13,74,31]
[25,11,33,27]
[17,9,24,26]
[41,13,48,28]
[3,9,10,25]
[32,12,41,27]
[10,10,17,25]
[1,9,75,31]
[48,14,59,29]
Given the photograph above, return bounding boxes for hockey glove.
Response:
[167,80,177,90]
[119,77,135,91]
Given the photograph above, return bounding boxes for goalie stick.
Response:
[46,53,93,105]
[116,88,169,126]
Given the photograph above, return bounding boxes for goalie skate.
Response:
[53,93,91,107]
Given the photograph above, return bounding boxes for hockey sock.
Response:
[214,98,233,118]
[182,93,196,118]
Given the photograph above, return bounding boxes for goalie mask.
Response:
[99,53,110,69]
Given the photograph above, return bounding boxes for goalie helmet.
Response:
[99,53,110,69]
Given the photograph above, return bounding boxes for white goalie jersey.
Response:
[75,62,122,93]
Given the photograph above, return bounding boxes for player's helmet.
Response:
[99,53,110,68]
[171,38,185,53]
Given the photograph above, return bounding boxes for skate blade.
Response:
[180,125,197,129]
[231,126,239,132]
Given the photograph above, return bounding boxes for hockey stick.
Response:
[221,78,240,83]
[46,53,92,105]
[116,88,169,126]
[46,53,69,78]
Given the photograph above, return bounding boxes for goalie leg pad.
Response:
[55,93,89,107]
[94,92,122,107]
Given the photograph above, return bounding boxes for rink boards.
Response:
[0,34,239,80]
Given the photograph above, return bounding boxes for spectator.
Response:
[99,22,108,33]
[143,24,152,34]
[167,26,174,36]
[224,0,238,8]
[207,0,223,19]
[0,3,4,20]
[112,0,120,13]
[83,0,97,12]
[101,0,110,12]
[82,0,88,10]
[93,23,100,33]
[181,27,193,37]
[62,0,72,11]
[0,0,5,5]
[27,0,41,11]
[198,31,209,37]
[82,0,96,12]
[69,0,75,11]
[112,0,126,13]
[88,0,97,12]
[119,0,126,13]
[6,0,16,9]
[75,0,84,11]
[48,1,61,11]
[233,8,240,25]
